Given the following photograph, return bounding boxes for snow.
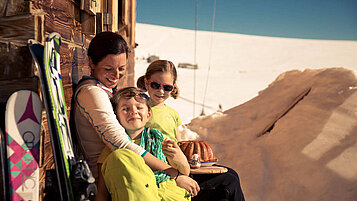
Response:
[134,23,357,124]
[134,23,357,201]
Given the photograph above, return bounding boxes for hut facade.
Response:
[0,0,137,199]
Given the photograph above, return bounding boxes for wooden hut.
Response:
[0,0,137,199]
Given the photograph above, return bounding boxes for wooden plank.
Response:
[63,86,74,111]
[110,0,118,31]
[81,12,95,35]
[123,0,128,26]
[40,115,55,170]
[0,0,30,17]
[39,0,80,42]
[60,41,90,84]
[95,13,103,34]
[0,78,39,103]
[96,0,103,14]
[0,14,35,43]
[59,43,73,86]
[130,0,136,47]
[126,49,135,86]
[0,0,6,16]
[34,14,45,43]
[0,41,34,80]
[190,166,228,174]
[44,13,73,41]
[39,114,55,201]
[31,0,82,43]
[80,0,99,15]
[102,0,108,31]
[71,46,90,84]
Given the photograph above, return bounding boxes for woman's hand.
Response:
[162,138,190,175]
[175,174,200,197]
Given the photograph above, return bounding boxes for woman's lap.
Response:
[101,149,191,201]
[102,149,159,201]
[191,165,245,201]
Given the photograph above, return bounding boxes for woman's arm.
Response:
[77,86,187,173]
[76,86,147,155]
[142,152,178,177]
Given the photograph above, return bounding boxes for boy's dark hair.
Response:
[111,87,151,115]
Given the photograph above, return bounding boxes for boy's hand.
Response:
[175,174,200,197]
[162,138,190,175]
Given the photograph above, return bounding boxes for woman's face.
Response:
[116,97,151,132]
[145,72,174,106]
[91,53,127,89]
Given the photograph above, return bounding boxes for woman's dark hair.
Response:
[88,31,129,65]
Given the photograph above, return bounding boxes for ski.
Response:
[0,128,9,201]
[5,90,42,201]
[28,33,96,201]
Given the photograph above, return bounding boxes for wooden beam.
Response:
[131,0,136,47]
[0,0,30,17]
[0,77,39,103]
[111,0,118,31]
[0,41,34,81]
[80,0,99,15]
[81,12,95,35]
[0,15,35,44]
[34,14,45,43]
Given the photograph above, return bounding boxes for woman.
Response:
[72,32,199,197]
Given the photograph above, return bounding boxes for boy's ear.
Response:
[147,110,151,119]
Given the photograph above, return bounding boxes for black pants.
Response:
[191,165,245,201]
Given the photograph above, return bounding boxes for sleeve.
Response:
[175,110,182,127]
[76,86,147,156]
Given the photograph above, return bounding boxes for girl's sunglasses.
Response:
[150,81,174,92]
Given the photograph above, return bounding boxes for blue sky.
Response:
[136,0,357,41]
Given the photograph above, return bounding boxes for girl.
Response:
[137,60,245,201]
[72,32,190,191]
[95,87,199,201]
[136,60,182,141]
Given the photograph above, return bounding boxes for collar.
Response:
[80,76,113,95]
[96,81,113,95]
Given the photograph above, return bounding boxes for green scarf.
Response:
[127,127,170,184]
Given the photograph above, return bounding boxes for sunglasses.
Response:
[118,90,150,103]
[150,81,174,92]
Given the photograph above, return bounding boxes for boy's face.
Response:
[116,97,151,132]
[145,72,174,106]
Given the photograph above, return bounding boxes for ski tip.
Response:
[46,32,62,44]
[27,39,41,46]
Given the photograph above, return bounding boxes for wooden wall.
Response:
[0,0,137,199]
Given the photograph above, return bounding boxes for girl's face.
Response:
[90,53,127,89]
[145,72,175,106]
[116,97,151,133]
